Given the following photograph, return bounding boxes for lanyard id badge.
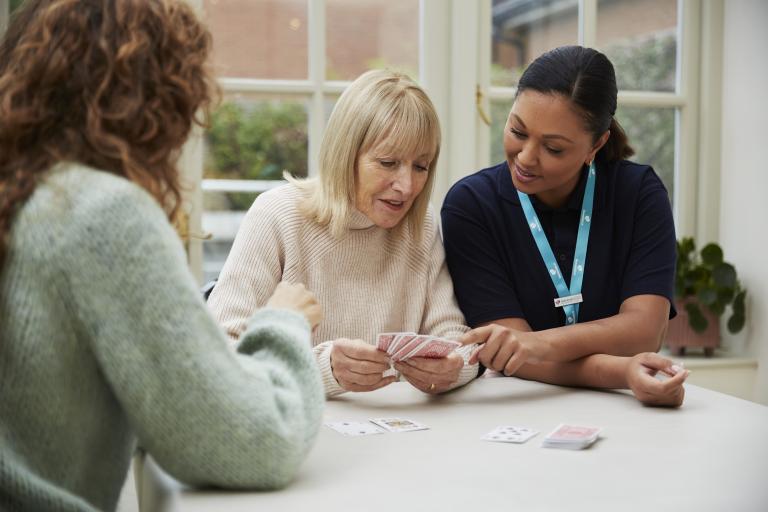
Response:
[517,162,596,325]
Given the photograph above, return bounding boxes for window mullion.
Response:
[695,0,723,245]
[676,0,702,239]
[308,0,326,177]
[618,91,685,108]
[578,0,598,48]
[181,0,205,282]
[476,0,492,170]
[441,0,481,206]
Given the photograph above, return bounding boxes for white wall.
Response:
[721,0,768,404]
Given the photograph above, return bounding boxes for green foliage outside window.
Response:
[205,101,308,210]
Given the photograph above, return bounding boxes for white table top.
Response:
[138,378,768,512]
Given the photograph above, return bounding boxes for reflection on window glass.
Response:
[490,100,512,165]
[203,0,308,79]
[597,0,677,92]
[204,95,309,181]
[491,0,578,87]
[616,106,676,201]
[326,0,418,81]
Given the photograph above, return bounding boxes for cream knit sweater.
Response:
[208,183,479,396]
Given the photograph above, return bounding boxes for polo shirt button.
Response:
[559,254,566,262]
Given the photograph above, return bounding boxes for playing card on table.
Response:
[324,421,385,437]
[482,425,539,444]
[369,417,429,433]
[542,424,602,449]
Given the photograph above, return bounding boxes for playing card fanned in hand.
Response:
[542,424,602,450]
[376,332,460,361]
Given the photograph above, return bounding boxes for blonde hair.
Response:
[288,69,441,240]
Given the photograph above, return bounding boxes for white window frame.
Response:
[469,0,713,241]
[182,0,719,281]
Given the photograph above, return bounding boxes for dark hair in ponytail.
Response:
[516,45,633,162]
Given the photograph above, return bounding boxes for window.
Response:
[179,0,708,280]
[192,0,420,283]
[486,0,681,201]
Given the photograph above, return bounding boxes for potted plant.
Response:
[665,237,747,356]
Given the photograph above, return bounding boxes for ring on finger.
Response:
[429,382,436,392]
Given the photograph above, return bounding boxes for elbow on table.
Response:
[247,431,312,489]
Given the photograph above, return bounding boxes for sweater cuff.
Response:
[236,307,310,355]
[445,343,480,392]
[313,340,347,398]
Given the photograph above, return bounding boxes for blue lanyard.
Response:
[516,162,596,325]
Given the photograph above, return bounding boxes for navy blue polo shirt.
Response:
[441,159,676,330]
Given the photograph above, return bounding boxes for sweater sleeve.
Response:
[419,211,480,390]
[207,190,287,341]
[58,183,324,489]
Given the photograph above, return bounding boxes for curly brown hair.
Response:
[0,0,215,266]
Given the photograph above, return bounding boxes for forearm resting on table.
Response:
[513,354,630,389]
[534,295,669,362]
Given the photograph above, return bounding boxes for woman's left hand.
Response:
[394,353,464,394]
[626,352,688,407]
[461,324,549,375]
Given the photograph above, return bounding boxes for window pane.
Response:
[326,0,419,81]
[491,0,578,87]
[204,94,309,181]
[203,94,308,280]
[616,106,676,201]
[202,191,260,284]
[597,0,677,92]
[203,0,308,79]
[490,99,512,165]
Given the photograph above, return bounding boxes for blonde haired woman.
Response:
[209,69,479,396]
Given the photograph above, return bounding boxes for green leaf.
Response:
[712,263,736,289]
[727,312,745,334]
[707,301,725,316]
[685,302,708,333]
[733,291,746,314]
[701,243,723,265]
[678,237,695,258]
[717,287,735,304]
[697,288,718,306]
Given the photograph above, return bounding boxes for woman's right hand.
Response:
[265,282,322,330]
[330,338,396,392]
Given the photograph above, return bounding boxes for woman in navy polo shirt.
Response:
[443,46,688,406]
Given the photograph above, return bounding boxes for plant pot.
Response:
[665,300,720,357]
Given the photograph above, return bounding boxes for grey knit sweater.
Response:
[0,163,324,511]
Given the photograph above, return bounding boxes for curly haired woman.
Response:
[0,1,324,510]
